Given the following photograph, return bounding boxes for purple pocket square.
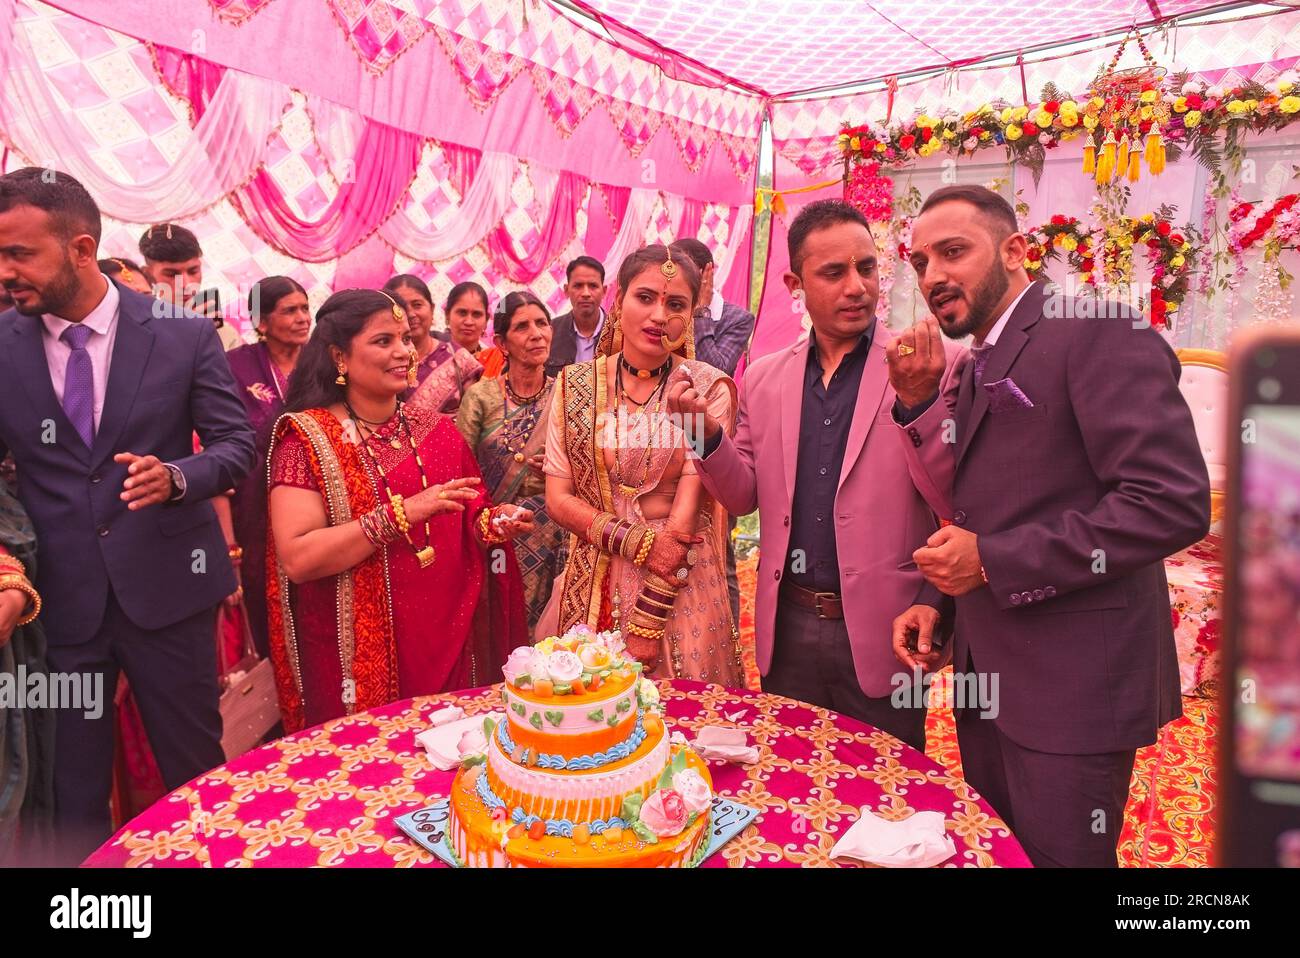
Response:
[983,377,1035,413]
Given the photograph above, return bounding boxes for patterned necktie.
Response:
[60,323,95,447]
[971,342,992,387]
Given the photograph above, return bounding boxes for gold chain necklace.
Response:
[610,361,667,499]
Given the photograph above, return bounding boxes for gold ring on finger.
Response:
[897,344,916,357]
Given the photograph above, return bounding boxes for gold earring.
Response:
[335,368,347,386]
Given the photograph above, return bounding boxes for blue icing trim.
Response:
[508,805,629,837]
[498,708,647,772]
[474,769,504,811]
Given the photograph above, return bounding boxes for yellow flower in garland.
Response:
[979,130,991,140]
[1173,96,1188,113]
[1034,108,1054,127]
[1244,98,1260,112]
[1000,106,1015,124]
[1140,106,1153,122]
[1280,95,1300,114]
[1140,89,1158,104]
[1060,113,1079,128]
[1171,254,1186,269]
[1090,96,1104,108]
[1011,105,1029,122]
[1005,124,1024,141]
[1184,110,1203,128]
[874,142,887,153]
[1140,213,1155,223]
[1024,257,1043,271]
[1226,100,1249,116]
[942,128,957,140]
[1061,235,1079,252]
[918,141,941,158]
[1083,115,1099,130]
[850,136,861,151]
[1180,242,1192,252]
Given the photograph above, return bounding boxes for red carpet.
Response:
[735,558,1217,867]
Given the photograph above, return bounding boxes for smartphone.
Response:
[1219,325,1300,866]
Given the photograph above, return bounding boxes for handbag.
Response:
[216,599,280,761]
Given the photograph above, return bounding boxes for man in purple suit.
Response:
[671,200,964,750]
[0,169,255,862]
[905,185,1210,866]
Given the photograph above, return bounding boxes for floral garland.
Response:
[837,69,1300,184]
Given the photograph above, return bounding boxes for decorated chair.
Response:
[1163,348,1227,697]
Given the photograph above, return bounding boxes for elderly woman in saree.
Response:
[456,291,565,632]
[537,245,742,685]
[385,274,483,412]
[266,289,532,732]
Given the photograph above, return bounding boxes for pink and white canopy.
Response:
[565,0,1227,96]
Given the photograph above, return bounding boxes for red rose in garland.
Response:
[899,133,916,151]
[1022,121,1039,137]
[1157,221,1172,237]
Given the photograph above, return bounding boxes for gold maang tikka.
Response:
[378,291,418,387]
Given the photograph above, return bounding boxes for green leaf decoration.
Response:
[529,712,542,730]
[586,708,605,723]
[615,698,631,714]
[553,683,572,695]
[656,765,674,792]
[620,793,643,822]
[482,717,496,740]
[545,710,563,727]
[459,753,486,770]
[607,714,619,727]
[670,748,689,777]
[512,702,526,717]
[632,821,659,844]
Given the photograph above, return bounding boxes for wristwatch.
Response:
[163,463,187,501]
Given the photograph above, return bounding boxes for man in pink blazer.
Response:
[670,200,963,750]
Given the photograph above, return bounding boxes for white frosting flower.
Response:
[502,646,535,684]
[457,727,488,760]
[579,644,612,670]
[596,630,626,656]
[546,650,584,683]
[672,767,712,815]
[636,676,661,710]
[527,647,551,681]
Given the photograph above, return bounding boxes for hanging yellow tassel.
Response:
[1145,124,1166,175]
[1127,146,1141,182]
[772,194,787,217]
[1095,130,1117,184]
[1116,133,1131,178]
[1082,133,1096,175]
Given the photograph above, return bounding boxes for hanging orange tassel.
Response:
[1082,133,1096,175]
[1145,124,1166,175]
[1095,130,1117,184]
[1116,133,1131,178]
[1127,147,1141,182]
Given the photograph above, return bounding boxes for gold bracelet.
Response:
[0,576,41,627]
[587,512,614,549]
[389,494,411,535]
[633,528,655,566]
[625,621,665,641]
[0,556,25,577]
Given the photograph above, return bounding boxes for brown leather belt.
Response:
[779,581,844,619]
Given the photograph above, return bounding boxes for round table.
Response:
[85,680,1030,868]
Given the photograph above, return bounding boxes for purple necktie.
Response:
[971,343,992,387]
[60,323,95,448]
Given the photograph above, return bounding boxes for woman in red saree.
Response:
[266,289,531,733]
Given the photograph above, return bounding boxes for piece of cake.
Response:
[446,626,713,867]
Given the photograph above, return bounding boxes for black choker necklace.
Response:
[619,355,670,380]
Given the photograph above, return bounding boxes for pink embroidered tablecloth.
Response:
[1166,533,1223,698]
[84,680,1031,868]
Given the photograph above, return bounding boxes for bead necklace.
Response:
[498,376,550,464]
[346,401,438,568]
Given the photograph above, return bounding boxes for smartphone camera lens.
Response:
[1256,347,1277,368]
[1259,376,1283,401]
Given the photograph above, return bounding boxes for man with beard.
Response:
[672,199,964,750]
[904,184,1209,866]
[545,256,607,378]
[0,168,254,863]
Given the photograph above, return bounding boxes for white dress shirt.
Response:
[40,277,120,433]
[977,283,1034,347]
[573,307,607,364]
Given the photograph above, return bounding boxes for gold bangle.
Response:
[633,529,655,566]
[588,512,614,549]
[227,545,244,560]
[0,576,41,627]
[625,622,665,641]
[0,557,25,577]
[389,494,410,535]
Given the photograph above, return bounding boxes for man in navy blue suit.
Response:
[0,168,255,862]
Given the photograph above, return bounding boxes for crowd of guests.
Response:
[0,166,1211,870]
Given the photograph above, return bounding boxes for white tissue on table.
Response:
[830,808,955,868]
[416,710,504,771]
[692,725,759,764]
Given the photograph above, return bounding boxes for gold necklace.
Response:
[498,377,548,464]
[610,362,667,499]
[347,402,438,568]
